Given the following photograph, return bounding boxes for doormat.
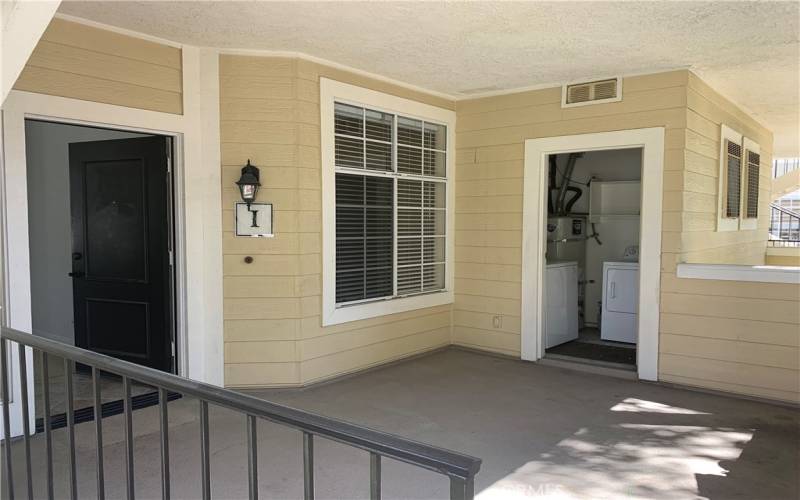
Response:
[35,391,182,433]
[547,340,636,365]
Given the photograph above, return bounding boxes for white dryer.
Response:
[601,261,639,343]
[545,261,579,348]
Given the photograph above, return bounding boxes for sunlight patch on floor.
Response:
[476,420,753,499]
[610,398,710,415]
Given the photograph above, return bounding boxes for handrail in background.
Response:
[769,202,800,246]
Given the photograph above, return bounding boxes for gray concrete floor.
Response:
[4,348,799,499]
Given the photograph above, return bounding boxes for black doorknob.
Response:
[72,252,83,260]
[68,271,85,278]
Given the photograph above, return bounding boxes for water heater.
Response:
[547,216,586,241]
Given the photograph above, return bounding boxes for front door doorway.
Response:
[69,135,174,372]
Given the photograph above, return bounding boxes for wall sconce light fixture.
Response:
[236,159,261,207]
[236,160,262,227]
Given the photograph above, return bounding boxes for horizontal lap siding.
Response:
[221,55,456,387]
[220,56,304,387]
[294,60,455,385]
[453,70,689,356]
[681,73,773,265]
[455,70,796,404]
[661,75,795,403]
[13,18,182,114]
[660,274,799,403]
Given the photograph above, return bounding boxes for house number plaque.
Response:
[235,202,273,237]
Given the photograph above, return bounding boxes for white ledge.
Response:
[677,263,800,284]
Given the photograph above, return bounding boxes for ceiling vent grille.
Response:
[562,77,622,108]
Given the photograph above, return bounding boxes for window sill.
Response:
[322,290,454,326]
[676,263,800,284]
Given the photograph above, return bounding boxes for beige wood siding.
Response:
[454,70,796,404]
[659,274,799,403]
[682,73,772,264]
[13,18,183,114]
[220,55,455,387]
[454,70,690,357]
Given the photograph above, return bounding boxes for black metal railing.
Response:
[769,203,800,247]
[0,327,481,500]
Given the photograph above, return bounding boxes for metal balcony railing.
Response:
[0,327,481,500]
[769,203,800,247]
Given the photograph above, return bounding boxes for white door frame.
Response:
[0,47,224,400]
[521,128,664,381]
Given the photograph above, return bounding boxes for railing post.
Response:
[369,453,381,500]
[200,400,211,500]
[42,353,54,500]
[18,344,33,500]
[93,367,105,500]
[449,476,474,500]
[246,415,258,500]
[65,359,78,500]
[159,388,171,500]
[123,376,135,500]
[1,339,15,500]
[303,432,314,500]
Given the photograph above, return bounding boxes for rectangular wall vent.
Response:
[562,77,622,108]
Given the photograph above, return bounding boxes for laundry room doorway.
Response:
[521,128,664,381]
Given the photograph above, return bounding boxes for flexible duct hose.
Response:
[564,186,583,213]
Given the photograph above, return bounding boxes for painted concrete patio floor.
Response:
[5,348,798,499]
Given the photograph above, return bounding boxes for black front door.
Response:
[69,136,173,372]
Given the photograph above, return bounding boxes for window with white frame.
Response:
[717,125,760,231]
[321,79,454,326]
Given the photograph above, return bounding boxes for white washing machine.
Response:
[601,261,639,343]
[545,261,579,349]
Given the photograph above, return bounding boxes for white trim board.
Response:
[320,78,456,326]
[677,263,800,284]
[0,47,223,386]
[521,128,664,382]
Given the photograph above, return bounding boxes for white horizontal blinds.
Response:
[334,100,447,306]
[745,149,760,219]
[335,173,393,303]
[334,103,393,171]
[725,139,742,218]
[397,179,446,295]
[397,117,447,177]
[423,122,447,177]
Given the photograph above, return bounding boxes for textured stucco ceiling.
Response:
[58,1,800,155]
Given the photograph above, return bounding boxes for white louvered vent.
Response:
[562,77,622,107]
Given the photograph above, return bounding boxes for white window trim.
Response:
[677,263,800,284]
[717,124,743,232]
[321,78,455,326]
[739,137,760,230]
